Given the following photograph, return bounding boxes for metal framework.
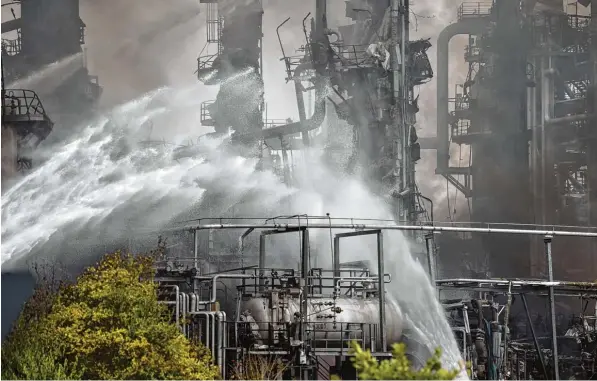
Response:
[1,56,53,181]
[1,0,101,124]
[149,218,596,379]
[426,1,597,281]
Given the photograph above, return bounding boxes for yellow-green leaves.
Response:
[349,341,459,380]
[2,251,219,380]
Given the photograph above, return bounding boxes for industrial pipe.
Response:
[544,113,595,125]
[377,231,386,352]
[309,275,390,282]
[215,311,227,372]
[290,56,313,146]
[233,63,326,141]
[189,311,217,357]
[176,223,597,237]
[330,229,386,351]
[300,228,310,345]
[180,293,187,336]
[425,233,437,287]
[521,294,549,379]
[436,18,489,172]
[259,234,266,291]
[161,285,181,328]
[236,227,254,267]
[544,235,559,380]
[194,274,257,305]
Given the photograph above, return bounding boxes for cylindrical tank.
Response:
[239,294,403,350]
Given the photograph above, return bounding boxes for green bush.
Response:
[1,251,219,380]
[348,341,460,380]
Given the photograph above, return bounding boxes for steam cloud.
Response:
[1,82,462,368]
[1,0,467,369]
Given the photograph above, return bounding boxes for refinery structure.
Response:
[2,0,597,380]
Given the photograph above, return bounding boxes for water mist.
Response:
[1,83,463,372]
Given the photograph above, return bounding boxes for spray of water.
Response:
[0,85,292,270]
[6,53,84,94]
[1,83,462,370]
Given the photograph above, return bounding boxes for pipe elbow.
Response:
[437,19,489,46]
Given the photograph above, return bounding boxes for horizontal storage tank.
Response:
[239,294,403,351]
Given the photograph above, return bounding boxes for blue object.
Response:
[1,271,36,341]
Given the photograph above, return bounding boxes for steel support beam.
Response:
[544,235,559,380]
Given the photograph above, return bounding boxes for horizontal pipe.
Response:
[232,64,326,141]
[545,113,595,125]
[437,278,597,288]
[194,274,257,305]
[169,223,597,237]
[312,275,390,282]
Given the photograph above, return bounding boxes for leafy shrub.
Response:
[348,341,460,380]
[1,251,219,380]
[229,354,289,380]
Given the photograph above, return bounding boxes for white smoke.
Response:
[1,81,462,368]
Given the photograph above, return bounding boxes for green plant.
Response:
[349,341,460,380]
[2,249,219,380]
[230,354,289,380]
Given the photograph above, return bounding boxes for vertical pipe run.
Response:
[530,56,539,276]
[540,58,554,227]
[216,311,226,372]
[300,228,310,343]
[425,233,436,287]
[502,281,513,376]
[173,286,180,329]
[521,294,549,379]
[333,236,340,278]
[259,234,266,292]
[194,229,200,292]
[377,231,387,352]
[299,228,310,379]
[544,235,559,379]
[436,20,489,172]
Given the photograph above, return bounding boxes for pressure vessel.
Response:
[239,294,403,350]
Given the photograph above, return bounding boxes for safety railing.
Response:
[567,15,590,31]
[200,100,215,126]
[280,55,310,82]
[464,45,482,62]
[531,14,590,51]
[79,25,86,45]
[565,79,589,100]
[332,44,376,69]
[206,3,222,44]
[197,54,218,73]
[452,92,471,112]
[451,120,471,138]
[2,89,50,121]
[457,2,492,21]
[264,118,290,129]
[1,35,21,56]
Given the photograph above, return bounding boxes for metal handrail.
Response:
[2,89,50,120]
[457,2,492,21]
[197,54,218,71]
[264,118,290,129]
[332,44,376,68]
[1,35,21,56]
[200,100,215,125]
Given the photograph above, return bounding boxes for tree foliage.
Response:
[1,251,219,380]
[229,354,289,380]
[348,341,460,380]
